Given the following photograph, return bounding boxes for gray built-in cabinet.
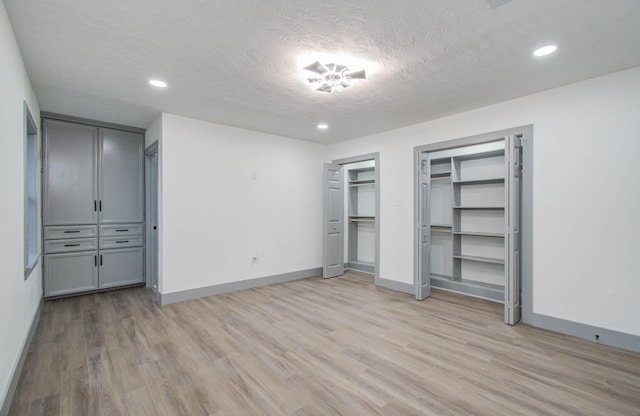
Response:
[42,117,145,298]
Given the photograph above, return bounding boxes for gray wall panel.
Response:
[99,129,144,224]
[43,120,98,225]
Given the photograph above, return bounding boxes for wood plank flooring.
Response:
[9,271,640,415]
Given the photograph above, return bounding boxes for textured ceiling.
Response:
[4,0,640,143]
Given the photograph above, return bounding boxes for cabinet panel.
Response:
[43,120,98,225]
[99,223,143,236]
[99,129,144,223]
[44,237,98,254]
[44,225,98,240]
[100,247,144,288]
[44,251,98,297]
[99,235,143,249]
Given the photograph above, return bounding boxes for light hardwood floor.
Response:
[9,271,640,415]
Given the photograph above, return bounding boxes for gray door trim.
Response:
[504,134,522,325]
[332,152,380,284]
[144,141,159,293]
[41,112,146,134]
[413,125,533,323]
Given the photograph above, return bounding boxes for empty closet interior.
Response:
[418,134,522,324]
[344,160,376,274]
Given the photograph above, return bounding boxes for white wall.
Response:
[328,67,640,336]
[0,2,42,409]
[160,114,327,294]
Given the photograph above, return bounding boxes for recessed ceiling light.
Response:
[149,79,167,88]
[317,123,329,130]
[533,45,557,57]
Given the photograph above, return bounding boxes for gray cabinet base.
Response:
[44,251,98,297]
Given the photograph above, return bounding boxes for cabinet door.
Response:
[99,129,144,223]
[323,163,344,278]
[43,120,98,225]
[99,247,144,288]
[44,251,99,297]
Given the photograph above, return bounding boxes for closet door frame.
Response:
[331,153,380,284]
[413,125,533,324]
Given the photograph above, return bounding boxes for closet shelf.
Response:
[349,216,375,222]
[431,175,451,181]
[453,254,504,265]
[453,231,504,238]
[348,180,375,187]
[430,224,452,228]
[452,205,504,210]
[452,177,504,185]
[431,227,452,233]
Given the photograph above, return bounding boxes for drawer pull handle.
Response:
[64,243,81,247]
[116,240,129,244]
[115,229,129,232]
[64,230,80,234]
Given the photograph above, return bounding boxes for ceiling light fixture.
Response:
[303,61,367,93]
[317,123,329,130]
[533,44,557,57]
[149,79,167,88]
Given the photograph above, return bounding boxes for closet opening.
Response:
[414,126,533,325]
[323,153,380,282]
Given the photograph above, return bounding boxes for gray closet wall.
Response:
[346,162,376,274]
[42,117,145,298]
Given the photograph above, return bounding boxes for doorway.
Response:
[414,126,533,325]
[323,153,380,282]
[145,142,159,293]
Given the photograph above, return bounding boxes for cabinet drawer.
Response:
[44,225,98,240]
[44,237,98,254]
[99,224,143,237]
[100,235,143,249]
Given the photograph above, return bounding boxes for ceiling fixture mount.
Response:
[149,79,167,88]
[533,44,557,57]
[303,61,367,93]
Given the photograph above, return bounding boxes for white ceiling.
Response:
[5,0,640,143]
